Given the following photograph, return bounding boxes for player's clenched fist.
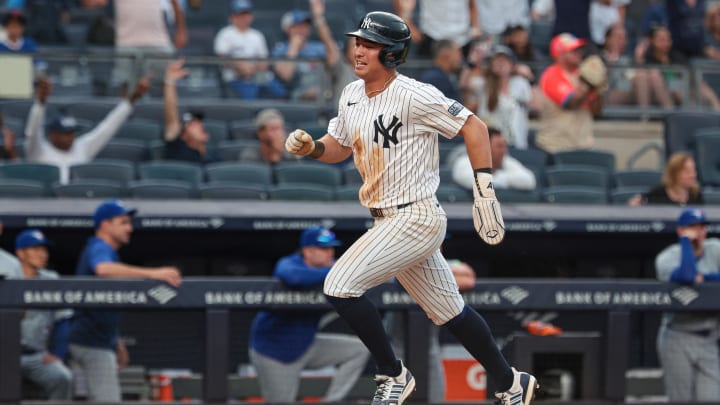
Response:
[285,129,315,156]
[471,171,505,245]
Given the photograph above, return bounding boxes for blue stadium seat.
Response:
[495,188,542,203]
[342,165,363,185]
[335,184,360,201]
[613,170,662,188]
[663,112,720,158]
[543,186,609,204]
[96,139,149,162]
[552,150,616,173]
[436,184,472,203]
[274,162,342,187]
[0,179,47,198]
[205,162,273,185]
[70,159,136,186]
[695,129,720,187]
[268,184,335,201]
[53,180,126,198]
[199,182,268,200]
[0,162,60,189]
[216,140,261,162]
[138,161,204,188]
[546,165,610,189]
[116,120,163,144]
[127,180,194,199]
[610,187,645,205]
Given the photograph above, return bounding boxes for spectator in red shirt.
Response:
[536,33,603,153]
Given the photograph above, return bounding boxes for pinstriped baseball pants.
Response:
[656,326,720,401]
[324,198,465,325]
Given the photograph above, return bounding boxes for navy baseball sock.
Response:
[325,294,402,377]
[444,305,514,392]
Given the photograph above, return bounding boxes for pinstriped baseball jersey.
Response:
[328,74,472,208]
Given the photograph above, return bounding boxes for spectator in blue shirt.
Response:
[68,199,181,403]
[419,39,464,103]
[0,11,37,53]
[249,226,369,403]
[271,0,340,100]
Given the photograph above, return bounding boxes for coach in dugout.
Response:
[68,199,181,402]
[655,207,720,402]
[24,76,149,184]
[248,226,369,403]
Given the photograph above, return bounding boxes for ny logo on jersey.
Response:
[373,114,402,148]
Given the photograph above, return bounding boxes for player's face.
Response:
[17,245,49,270]
[106,215,134,246]
[352,37,385,79]
[303,246,335,268]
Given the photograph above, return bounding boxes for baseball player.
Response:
[285,11,538,405]
[656,208,720,401]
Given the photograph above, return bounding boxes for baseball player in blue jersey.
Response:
[285,11,538,405]
[249,226,369,403]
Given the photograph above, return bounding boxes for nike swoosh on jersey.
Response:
[347,101,359,106]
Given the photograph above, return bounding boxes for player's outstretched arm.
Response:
[285,130,352,163]
[459,116,505,245]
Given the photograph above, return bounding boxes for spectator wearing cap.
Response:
[214,0,286,100]
[419,39,464,103]
[536,33,603,153]
[163,59,216,163]
[24,76,150,184]
[68,199,181,403]
[249,226,369,403]
[465,44,533,149]
[655,207,720,402]
[15,229,73,401]
[271,0,339,100]
[0,11,36,53]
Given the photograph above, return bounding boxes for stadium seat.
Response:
[274,105,324,125]
[335,184,360,201]
[543,186,609,204]
[195,104,256,122]
[546,165,610,189]
[495,188,542,203]
[116,120,163,144]
[439,143,459,167]
[342,165,363,185]
[70,159,136,186]
[663,112,720,158]
[65,101,119,122]
[0,162,60,189]
[436,184,472,203]
[199,182,268,200]
[203,120,229,146]
[53,180,126,198]
[229,120,257,140]
[138,161,204,188]
[0,179,47,198]
[610,187,646,205]
[274,162,342,188]
[131,103,165,122]
[205,162,273,185]
[216,140,261,162]
[268,184,335,201]
[96,139,149,162]
[695,129,720,187]
[613,170,662,189]
[704,189,720,205]
[552,149,616,173]
[127,180,194,199]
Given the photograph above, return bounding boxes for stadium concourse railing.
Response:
[2,278,720,403]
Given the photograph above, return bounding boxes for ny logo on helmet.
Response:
[373,114,402,148]
[360,17,374,30]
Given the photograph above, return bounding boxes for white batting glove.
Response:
[471,171,505,245]
[285,129,315,156]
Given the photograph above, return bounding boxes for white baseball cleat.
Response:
[371,361,415,405]
[494,367,539,405]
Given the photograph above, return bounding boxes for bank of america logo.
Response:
[501,286,529,305]
[671,287,698,306]
[148,285,177,305]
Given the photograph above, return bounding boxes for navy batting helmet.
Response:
[346,11,411,68]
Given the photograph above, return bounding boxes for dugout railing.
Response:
[1,278,719,403]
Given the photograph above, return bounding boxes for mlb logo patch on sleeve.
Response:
[448,101,463,116]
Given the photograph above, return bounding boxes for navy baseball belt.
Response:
[369,202,413,218]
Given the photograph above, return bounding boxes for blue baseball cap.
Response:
[300,226,342,248]
[281,10,312,31]
[15,229,51,250]
[231,0,252,13]
[48,115,79,133]
[677,207,709,227]
[93,199,137,228]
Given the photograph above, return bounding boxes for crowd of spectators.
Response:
[0,0,719,204]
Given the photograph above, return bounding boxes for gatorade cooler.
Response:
[148,369,192,402]
[441,345,486,401]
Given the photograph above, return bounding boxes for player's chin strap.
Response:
[472,168,506,245]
